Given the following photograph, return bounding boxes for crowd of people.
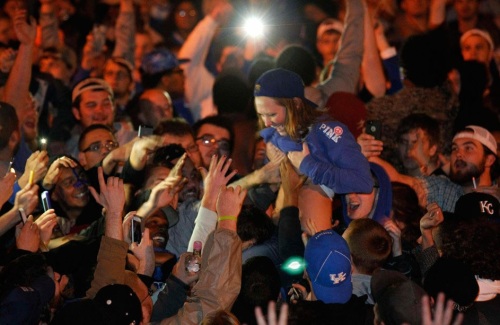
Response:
[0,0,499,323]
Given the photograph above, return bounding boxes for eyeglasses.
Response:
[196,135,230,152]
[82,140,119,153]
[177,9,197,17]
[60,168,89,189]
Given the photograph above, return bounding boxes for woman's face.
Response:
[461,35,491,64]
[255,96,287,135]
[345,190,376,220]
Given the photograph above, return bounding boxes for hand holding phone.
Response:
[92,25,107,53]
[365,120,382,140]
[41,191,52,212]
[131,216,142,243]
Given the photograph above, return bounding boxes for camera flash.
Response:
[243,17,264,38]
[40,138,47,151]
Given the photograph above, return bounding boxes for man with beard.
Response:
[365,125,499,212]
[450,125,499,199]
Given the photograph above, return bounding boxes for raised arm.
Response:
[159,186,246,324]
[86,168,128,298]
[315,0,365,104]
[112,0,136,65]
[188,155,236,253]
[428,0,447,30]
[3,9,36,121]
[361,0,386,98]
[177,1,233,120]
[39,0,60,48]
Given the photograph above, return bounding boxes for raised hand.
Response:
[19,151,49,188]
[14,183,39,216]
[130,135,164,170]
[419,202,444,249]
[13,9,37,46]
[35,209,58,248]
[148,175,186,209]
[129,228,155,276]
[255,301,288,325]
[383,219,403,257]
[42,156,77,190]
[201,155,237,211]
[357,132,383,158]
[216,185,247,232]
[169,153,187,179]
[420,203,444,230]
[422,293,464,325]
[89,167,125,217]
[16,216,40,252]
[171,253,200,286]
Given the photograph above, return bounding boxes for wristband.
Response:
[218,216,237,222]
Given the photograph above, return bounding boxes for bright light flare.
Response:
[40,138,47,151]
[243,17,265,38]
[282,257,306,275]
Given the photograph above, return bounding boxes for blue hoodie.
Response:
[342,162,393,226]
[261,119,373,196]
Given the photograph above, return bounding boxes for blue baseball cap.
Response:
[254,68,318,107]
[305,229,353,304]
[140,49,190,75]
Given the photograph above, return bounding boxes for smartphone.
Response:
[41,191,52,212]
[138,125,153,138]
[365,120,382,140]
[18,208,27,224]
[39,137,48,151]
[92,25,107,53]
[131,216,142,243]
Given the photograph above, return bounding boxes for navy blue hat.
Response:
[141,49,189,75]
[305,229,352,304]
[1,275,55,324]
[254,68,318,107]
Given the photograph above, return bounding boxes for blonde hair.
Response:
[258,97,322,140]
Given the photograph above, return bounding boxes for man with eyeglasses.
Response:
[78,124,119,171]
[154,118,203,169]
[193,116,234,169]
